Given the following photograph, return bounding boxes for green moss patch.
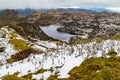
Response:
[7,38,43,63]
[72,34,120,45]
[72,35,107,45]
[21,73,33,80]
[21,68,49,80]
[112,33,120,40]
[8,39,30,51]
[2,75,27,80]
[47,75,59,80]
[74,38,91,45]
[95,37,103,43]
[67,52,120,80]
[8,33,18,39]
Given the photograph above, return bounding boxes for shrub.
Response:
[7,48,42,63]
[0,47,5,52]
[107,49,118,56]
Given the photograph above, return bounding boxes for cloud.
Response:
[107,7,120,12]
[0,0,120,10]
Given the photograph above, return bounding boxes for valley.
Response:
[0,9,120,80]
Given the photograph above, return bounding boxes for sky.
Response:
[0,0,120,11]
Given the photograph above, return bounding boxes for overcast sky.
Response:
[0,0,120,11]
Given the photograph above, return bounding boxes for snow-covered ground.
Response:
[0,27,120,80]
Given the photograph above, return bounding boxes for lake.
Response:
[40,25,76,41]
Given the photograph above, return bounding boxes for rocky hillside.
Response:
[0,9,24,26]
[27,11,120,43]
[9,22,55,41]
[57,12,120,38]
[0,10,120,42]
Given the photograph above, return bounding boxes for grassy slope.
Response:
[68,51,120,80]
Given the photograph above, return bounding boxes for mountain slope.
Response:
[0,9,24,26]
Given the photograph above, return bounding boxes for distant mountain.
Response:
[89,8,113,12]
[56,8,114,13]
[51,8,93,12]
[15,8,94,16]
[2,8,114,16]
[15,9,36,16]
